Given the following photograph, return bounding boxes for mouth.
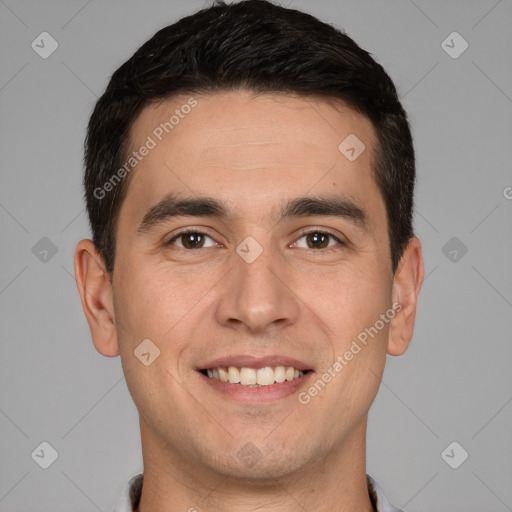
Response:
[196,355,313,403]
[199,366,310,386]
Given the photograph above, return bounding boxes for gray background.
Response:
[1,0,511,510]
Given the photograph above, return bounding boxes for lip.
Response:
[197,354,312,372]
[198,369,314,403]
[196,354,314,404]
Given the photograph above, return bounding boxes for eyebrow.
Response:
[137,193,368,234]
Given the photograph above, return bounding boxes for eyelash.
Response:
[165,228,344,251]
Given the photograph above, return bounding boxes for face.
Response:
[80,91,420,482]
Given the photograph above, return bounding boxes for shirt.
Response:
[112,473,403,512]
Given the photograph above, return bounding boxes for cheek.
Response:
[311,263,391,330]
[114,267,204,424]
[113,259,222,380]
[114,259,192,336]
[310,265,391,396]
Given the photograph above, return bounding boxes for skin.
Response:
[75,91,424,512]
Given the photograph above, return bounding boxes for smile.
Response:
[200,366,308,386]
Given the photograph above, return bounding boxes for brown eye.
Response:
[292,230,341,250]
[167,231,216,249]
[305,232,330,249]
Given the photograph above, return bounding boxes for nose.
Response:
[214,239,301,335]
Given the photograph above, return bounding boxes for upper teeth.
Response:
[206,366,305,386]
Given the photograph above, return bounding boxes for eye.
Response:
[291,229,343,250]
[165,228,343,251]
[167,230,218,249]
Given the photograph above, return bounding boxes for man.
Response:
[74,1,424,510]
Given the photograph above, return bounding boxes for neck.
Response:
[136,417,374,512]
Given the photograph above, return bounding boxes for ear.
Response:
[74,239,119,357]
[387,236,424,356]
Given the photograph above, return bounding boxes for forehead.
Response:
[120,91,382,227]
[131,91,376,162]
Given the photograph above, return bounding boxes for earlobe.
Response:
[74,239,120,357]
[387,237,424,356]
